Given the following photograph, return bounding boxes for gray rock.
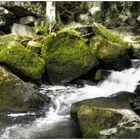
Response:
[11,23,36,37]
[19,16,36,26]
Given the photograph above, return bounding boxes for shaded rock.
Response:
[0,66,48,111]
[134,84,140,96]
[132,47,140,59]
[0,7,16,34]
[71,91,140,138]
[90,35,131,70]
[94,69,104,81]
[131,84,140,115]
[99,2,140,27]
[41,28,98,84]
[0,41,45,81]
[0,1,46,17]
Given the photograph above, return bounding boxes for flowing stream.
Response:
[0,60,140,138]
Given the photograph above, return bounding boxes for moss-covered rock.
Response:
[0,41,45,80]
[41,28,98,84]
[71,91,140,138]
[90,35,131,70]
[0,66,48,111]
[92,22,128,46]
[71,105,123,138]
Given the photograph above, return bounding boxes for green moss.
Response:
[92,22,128,46]
[94,69,103,81]
[0,41,45,80]
[41,28,98,84]
[89,35,131,70]
[0,66,47,111]
[90,35,126,60]
[75,105,121,138]
[0,34,31,46]
[27,40,42,55]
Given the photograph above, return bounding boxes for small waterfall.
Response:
[1,60,140,138]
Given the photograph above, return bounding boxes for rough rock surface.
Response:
[0,66,48,111]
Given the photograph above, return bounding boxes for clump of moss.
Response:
[41,28,98,84]
[0,41,45,80]
[90,35,131,70]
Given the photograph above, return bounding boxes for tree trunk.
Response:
[46,1,56,33]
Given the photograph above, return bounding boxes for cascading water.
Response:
[0,60,140,138]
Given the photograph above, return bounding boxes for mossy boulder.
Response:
[0,41,45,80]
[71,91,140,138]
[90,35,131,70]
[0,66,48,111]
[41,28,98,84]
[71,105,122,138]
[92,22,128,46]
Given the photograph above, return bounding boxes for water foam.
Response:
[1,65,140,138]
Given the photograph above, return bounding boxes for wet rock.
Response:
[71,91,140,138]
[134,84,140,96]
[131,84,140,115]
[41,28,98,84]
[0,66,48,111]
[72,91,133,110]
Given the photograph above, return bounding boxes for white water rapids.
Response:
[0,60,140,138]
